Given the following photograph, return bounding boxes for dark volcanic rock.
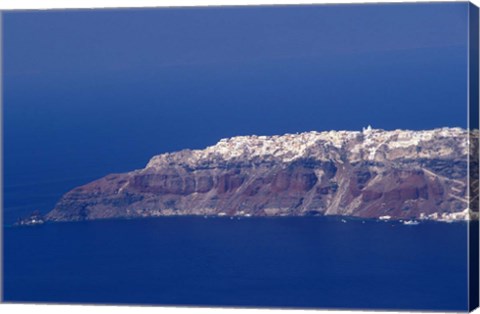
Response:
[45,128,476,222]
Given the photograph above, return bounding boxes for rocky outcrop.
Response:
[44,127,477,222]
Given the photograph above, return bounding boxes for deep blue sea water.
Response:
[2,4,472,310]
[3,217,469,311]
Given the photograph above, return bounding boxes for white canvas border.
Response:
[0,0,478,10]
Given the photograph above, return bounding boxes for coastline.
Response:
[12,211,474,228]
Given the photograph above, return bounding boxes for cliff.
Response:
[44,127,477,222]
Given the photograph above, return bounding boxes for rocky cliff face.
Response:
[45,127,477,222]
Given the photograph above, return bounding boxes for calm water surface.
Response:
[2,5,471,311]
[3,217,468,311]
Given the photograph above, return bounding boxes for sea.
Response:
[3,216,469,311]
[2,20,472,309]
[2,133,472,311]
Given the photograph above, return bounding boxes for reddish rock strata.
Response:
[44,128,474,222]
